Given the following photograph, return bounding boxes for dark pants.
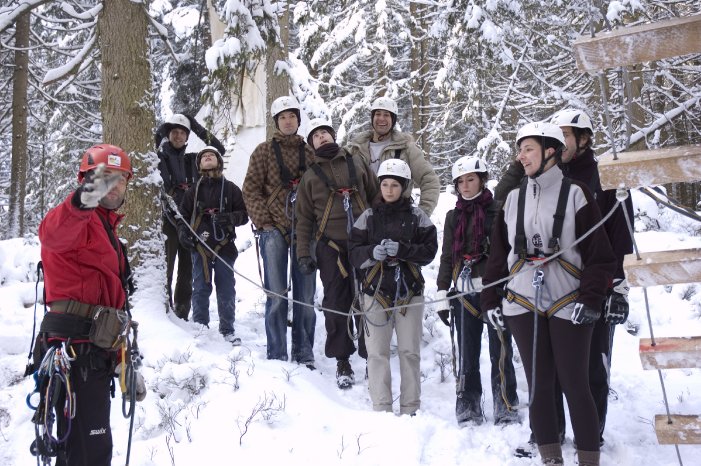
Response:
[163,217,192,317]
[56,349,113,466]
[191,251,236,335]
[316,240,366,360]
[453,294,518,422]
[507,313,600,452]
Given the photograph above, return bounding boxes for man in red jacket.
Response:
[34,144,145,466]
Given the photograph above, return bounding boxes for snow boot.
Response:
[514,433,537,458]
[223,333,241,346]
[336,359,354,389]
[577,450,600,466]
[456,393,483,426]
[538,443,563,465]
[173,303,190,321]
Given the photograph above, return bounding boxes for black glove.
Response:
[571,302,601,325]
[605,278,629,325]
[177,225,196,250]
[298,256,317,275]
[213,212,234,227]
[231,211,249,226]
[186,114,205,135]
[437,310,450,327]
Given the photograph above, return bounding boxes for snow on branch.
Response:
[42,31,96,86]
[0,0,52,33]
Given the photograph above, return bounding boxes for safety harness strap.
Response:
[272,139,306,188]
[516,177,572,257]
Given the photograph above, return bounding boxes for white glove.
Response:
[372,244,388,261]
[382,239,399,257]
[80,164,124,208]
[435,290,450,312]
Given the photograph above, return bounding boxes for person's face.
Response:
[169,127,189,150]
[277,111,299,136]
[456,173,483,198]
[518,137,555,177]
[372,110,393,138]
[312,128,334,149]
[199,151,219,170]
[380,178,403,203]
[560,126,577,163]
[98,169,129,210]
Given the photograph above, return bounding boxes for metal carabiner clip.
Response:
[532,269,544,288]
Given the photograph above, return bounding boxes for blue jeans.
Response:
[259,229,316,362]
[191,251,236,335]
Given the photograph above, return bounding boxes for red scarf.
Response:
[452,189,493,264]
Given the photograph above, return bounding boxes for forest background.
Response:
[0,0,700,273]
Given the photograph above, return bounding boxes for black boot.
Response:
[336,359,354,389]
[456,392,483,426]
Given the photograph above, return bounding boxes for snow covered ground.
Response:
[1,185,700,466]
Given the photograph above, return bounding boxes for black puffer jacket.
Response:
[349,197,438,308]
[180,175,248,258]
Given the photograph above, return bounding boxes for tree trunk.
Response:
[9,11,29,238]
[410,2,430,159]
[266,1,290,139]
[98,0,158,274]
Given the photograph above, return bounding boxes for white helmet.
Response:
[550,109,593,132]
[378,159,411,181]
[516,122,565,147]
[271,95,301,119]
[306,118,335,145]
[370,96,398,115]
[452,156,488,181]
[164,114,191,134]
[196,145,223,171]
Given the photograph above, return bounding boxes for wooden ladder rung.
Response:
[623,249,701,287]
[598,144,701,190]
[640,336,701,370]
[573,15,701,72]
[655,415,701,445]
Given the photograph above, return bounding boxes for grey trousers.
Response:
[363,294,424,415]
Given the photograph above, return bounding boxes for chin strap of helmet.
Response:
[530,137,564,179]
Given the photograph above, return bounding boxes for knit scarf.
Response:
[314,142,340,159]
[452,189,493,264]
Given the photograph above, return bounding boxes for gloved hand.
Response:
[116,364,147,402]
[372,244,387,261]
[177,225,196,250]
[605,278,629,325]
[185,114,204,133]
[571,302,601,325]
[382,239,399,257]
[213,212,234,227]
[232,211,249,226]
[79,164,124,209]
[435,290,451,326]
[298,256,317,275]
[484,307,505,331]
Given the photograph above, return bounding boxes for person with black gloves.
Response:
[34,144,145,466]
[179,146,248,345]
[349,159,437,415]
[481,122,616,466]
[295,118,378,387]
[494,109,634,454]
[434,156,519,426]
[156,113,226,320]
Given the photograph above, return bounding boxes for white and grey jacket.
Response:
[481,165,616,319]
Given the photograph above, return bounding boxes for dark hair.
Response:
[453,171,487,194]
[274,109,301,128]
[371,109,397,130]
[572,127,593,151]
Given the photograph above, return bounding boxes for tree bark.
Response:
[409,2,429,158]
[266,1,290,139]
[98,0,158,271]
[9,11,29,238]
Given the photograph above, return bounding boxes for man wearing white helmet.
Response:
[482,121,616,466]
[156,113,225,321]
[349,158,437,414]
[242,96,317,367]
[347,96,440,215]
[494,110,634,454]
[295,118,378,388]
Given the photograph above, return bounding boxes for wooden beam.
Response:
[655,415,701,445]
[624,249,701,287]
[598,144,701,190]
[639,336,701,370]
[573,15,701,72]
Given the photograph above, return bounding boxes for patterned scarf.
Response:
[452,189,493,264]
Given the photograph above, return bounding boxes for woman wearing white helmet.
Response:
[435,155,519,426]
[481,122,616,466]
[349,159,438,415]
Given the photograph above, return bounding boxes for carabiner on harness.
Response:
[532,269,545,312]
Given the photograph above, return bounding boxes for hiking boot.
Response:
[223,333,241,346]
[300,361,316,371]
[577,449,600,466]
[336,359,354,389]
[456,394,483,426]
[494,408,520,425]
[514,434,537,458]
[173,303,190,321]
[537,443,563,465]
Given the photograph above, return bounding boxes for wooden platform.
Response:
[573,15,701,72]
[624,249,701,287]
[655,415,701,444]
[640,336,701,370]
[598,144,701,190]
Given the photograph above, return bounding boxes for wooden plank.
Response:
[655,415,701,445]
[573,15,701,72]
[624,249,701,287]
[598,144,701,190]
[639,336,701,370]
